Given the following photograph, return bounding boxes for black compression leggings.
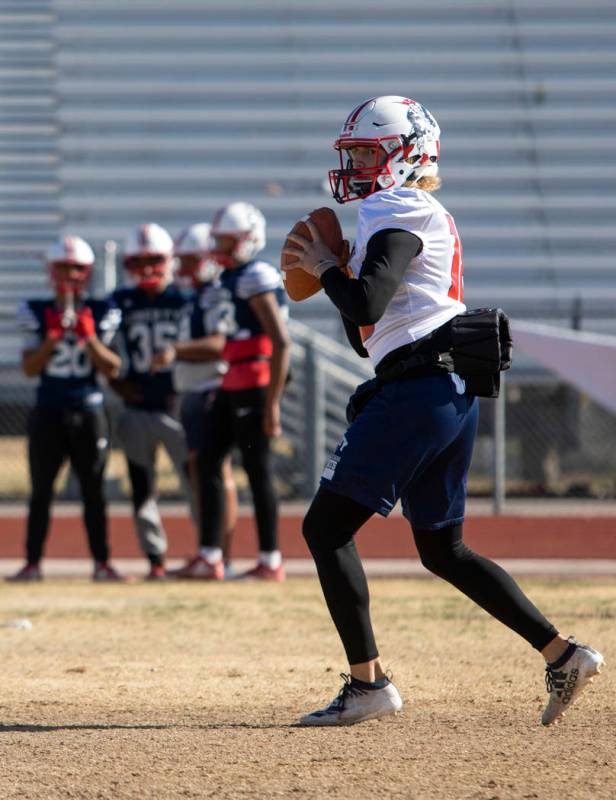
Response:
[199,387,278,552]
[27,407,109,564]
[303,487,559,665]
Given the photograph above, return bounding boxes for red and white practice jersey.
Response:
[348,187,466,366]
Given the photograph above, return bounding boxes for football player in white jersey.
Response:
[283,96,603,727]
[196,203,290,581]
[171,223,238,579]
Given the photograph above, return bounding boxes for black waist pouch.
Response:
[347,308,512,421]
[449,308,512,398]
[346,377,381,424]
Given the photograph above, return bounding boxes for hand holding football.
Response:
[281,207,345,301]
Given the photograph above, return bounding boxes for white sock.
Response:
[199,547,222,563]
[258,550,282,569]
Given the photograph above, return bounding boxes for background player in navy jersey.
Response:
[195,202,290,581]
[170,223,238,579]
[111,223,196,580]
[8,235,122,582]
[283,96,604,727]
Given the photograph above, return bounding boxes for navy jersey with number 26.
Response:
[17,297,121,410]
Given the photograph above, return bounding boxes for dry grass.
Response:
[0,437,292,499]
[0,437,190,499]
[0,577,614,799]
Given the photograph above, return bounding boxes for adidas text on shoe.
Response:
[6,563,42,582]
[299,674,403,727]
[542,638,605,726]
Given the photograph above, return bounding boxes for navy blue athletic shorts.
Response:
[320,373,479,530]
[179,388,217,452]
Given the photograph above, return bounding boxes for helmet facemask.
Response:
[210,232,258,269]
[124,254,171,290]
[175,253,220,288]
[49,261,92,296]
[174,223,216,287]
[329,136,439,204]
[210,202,266,267]
[124,223,174,290]
[46,235,95,296]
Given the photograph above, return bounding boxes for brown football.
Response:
[281,207,344,301]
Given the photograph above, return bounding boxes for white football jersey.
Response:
[348,187,466,366]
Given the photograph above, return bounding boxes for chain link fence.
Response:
[2,359,616,504]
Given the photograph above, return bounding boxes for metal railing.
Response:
[281,318,372,496]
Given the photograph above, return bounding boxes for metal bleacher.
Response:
[0,0,60,362]
[2,0,616,364]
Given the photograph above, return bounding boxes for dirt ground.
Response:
[0,577,614,800]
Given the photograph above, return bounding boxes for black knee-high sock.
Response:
[303,487,377,664]
[413,524,558,651]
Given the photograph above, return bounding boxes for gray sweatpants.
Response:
[116,407,197,560]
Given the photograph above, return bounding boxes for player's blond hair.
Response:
[404,175,442,193]
[402,154,441,192]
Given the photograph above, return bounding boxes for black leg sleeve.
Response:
[303,487,377,665]
[198,391,234,549]
[234,390,278,553]
[68,409,110,564]
[26,409,66,563]
[240,435,278,552]
[413,524,559,651]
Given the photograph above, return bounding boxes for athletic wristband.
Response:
[314,259,339,279]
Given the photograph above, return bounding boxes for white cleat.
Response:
[299,673,403,727]
[542,638,605,726]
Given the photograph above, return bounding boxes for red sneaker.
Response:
[237,562,286,582]
[6,562,42,582]
[170,555,224,580]
[92,562,124,582]
[145,564,167,581]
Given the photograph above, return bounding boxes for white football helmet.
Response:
[123,222,174,289]
[329,96,441,203]
[210,202,266,266]
[46,234,95,295]
[174,223,219,287]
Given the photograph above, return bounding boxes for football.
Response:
[281,207,344,301]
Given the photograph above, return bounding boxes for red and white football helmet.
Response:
[174,223,219,288]
[210,202,266,267]
[329,96,441,203]
[123,223,174,289]
[46,235,95,295]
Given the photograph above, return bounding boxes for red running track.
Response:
[1,509,615,560]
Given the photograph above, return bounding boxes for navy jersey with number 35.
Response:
[17,298,122,410]
[112,285,191,411]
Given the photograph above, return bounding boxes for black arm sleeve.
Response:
[320,228,423,327]
[340,313,369,358]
